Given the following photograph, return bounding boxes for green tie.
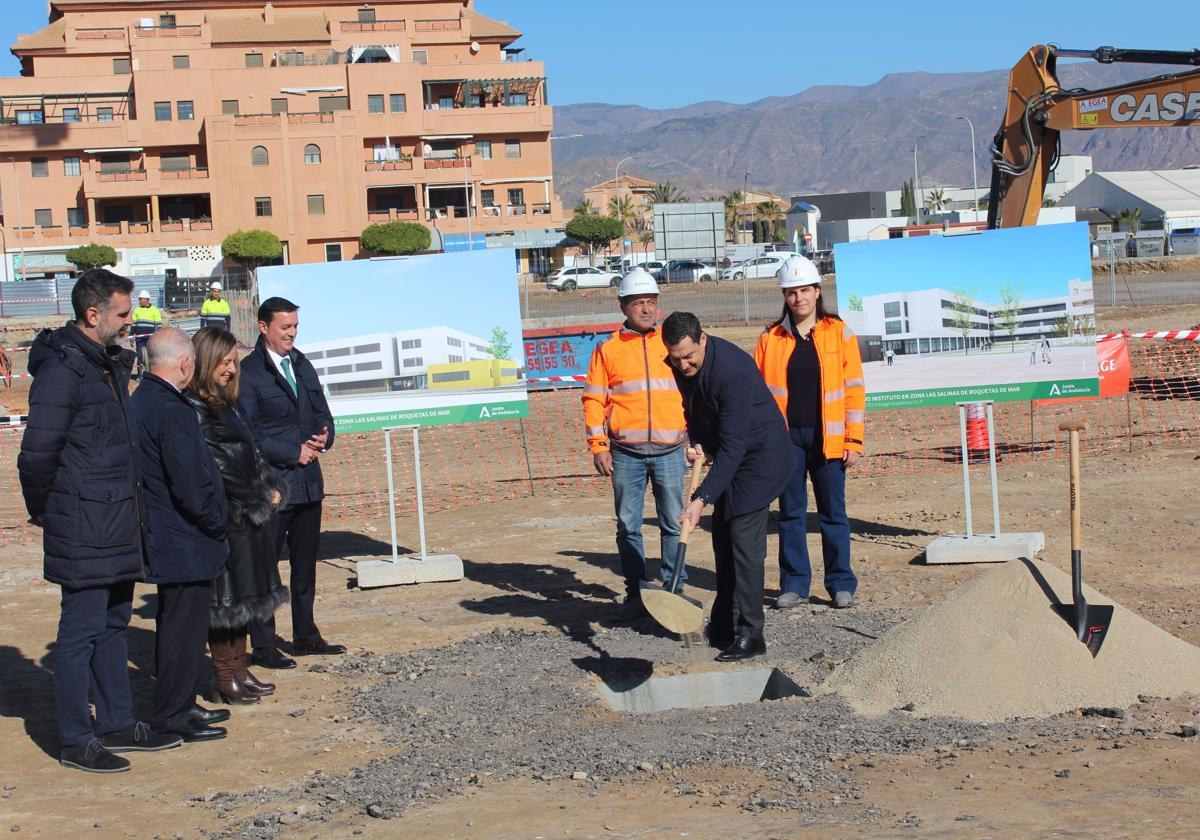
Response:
[280,356,297,396]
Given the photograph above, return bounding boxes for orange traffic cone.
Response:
[965,402,990,453]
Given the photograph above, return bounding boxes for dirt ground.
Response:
[1,304,1199,839]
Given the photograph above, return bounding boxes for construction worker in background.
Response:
[582,267,688,622]
[130,290,164,378]
[200,282,232,331]
[755,256,865,611]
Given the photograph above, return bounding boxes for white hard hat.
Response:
[776,255,822,288]
[618,267,660,297]
[210,281,223,291]
[138,290,150,299]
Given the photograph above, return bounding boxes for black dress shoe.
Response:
[292,636,346,656]
[250,646,297,669]
[162,718,227,743]
[60,740,130,773]
[190,704,231,725]
[715,635,766,662]
[100,721,183,752]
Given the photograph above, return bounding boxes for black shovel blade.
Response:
[1054,602,1114,658]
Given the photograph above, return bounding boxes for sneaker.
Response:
[60,739,130,774]
[614,595,647,623]
[775,591,804,610]
[100,721,183,753]
[833,591,856,609]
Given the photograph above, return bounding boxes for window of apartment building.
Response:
[113,58,131,75]
[357,7,376,23]
[467,92,484,108]
[507,188,525,211]
[159,13,177,29]
[160,153,190,172]
[400,338,421,349]
[411,50,428,65]
[67,207,85,228]
[221,100,238,115]
[97,107,113,122]
[63,156,81,176]
[304,144,321,164]
[480,189,496,208]
[62,108,80,123]
[883,301,901,318]
[172,54,189,69]
[325,243,342,262]
[447,336,462,347]
[307,195,325,216]
[504,138,521,159]
[15,110,43,124]
[367,94,384,114]
[251,146,269,166]
[506,92,528,106]
[176,100,194,120]
[437,95,454,109]
[263,99,286,117]
[245,52,264,68]
[426,140,457,159]
[30,157,48,178]
[154,101,172,121]
[318,95,350,113]
[390,93,405,112]
[99,153,131,173]
[402,357,423,368]
[34,209,52,227]
[255,197,272,217]
[475,139,491,159]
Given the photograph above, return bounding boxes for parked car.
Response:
[642,260,666,274]
[654,259,716,284]
[719,251,800,281]
[546,266,621,291]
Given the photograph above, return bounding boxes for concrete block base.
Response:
[924,533,1045,565]
[355,554,464,589]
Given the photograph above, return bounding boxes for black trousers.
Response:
[709,498,769,640]
[250,501,322,649]
[152,581,212,731]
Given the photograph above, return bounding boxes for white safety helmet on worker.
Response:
[138,290,150,300]
[776,255,822,289]
[210,281,223,291]
[618,266,660,297]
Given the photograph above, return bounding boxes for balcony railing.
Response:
[367,208,420,222]
[414,18,460,30]
[423,155,471,169]
[160,167,209,180]
[364,158,413,171]
[134,25,201,38]
[76,28,125,40]
[234,112,335,126]
[275,49,345,67]
[98,169,147,182]
[340,20,406,32]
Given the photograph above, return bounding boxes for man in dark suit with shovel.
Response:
[663,312,795,662]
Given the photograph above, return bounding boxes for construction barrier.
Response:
[1,332,1198,547]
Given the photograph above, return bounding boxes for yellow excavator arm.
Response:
[988,45,1200,228]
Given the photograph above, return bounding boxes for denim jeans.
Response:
[776,426,856,599]
[611,447,686,595]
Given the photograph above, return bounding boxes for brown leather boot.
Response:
[210,635,260,705]
[234,634,275,696]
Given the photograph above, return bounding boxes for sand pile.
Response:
[822,558,1200,723]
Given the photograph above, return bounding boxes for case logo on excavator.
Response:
[1109,92,1200,123]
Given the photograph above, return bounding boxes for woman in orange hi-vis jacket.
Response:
[754,256,865,610]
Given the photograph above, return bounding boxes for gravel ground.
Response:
[208,605,1128,838]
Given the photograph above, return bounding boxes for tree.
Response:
[648,181,688,204]
[65,243,118,271]
[950,285,979,355]
[1117,207,1142,234]
[772,221,788,242]
[847,293,863,312]
[996,284,1023,352]
[900,178,917,218]
[221,229,283,301]
[359,221,431,256]
[1051,316,1072,338]
[722,190,746,240]
[753,220,767,243]
[565,214,625,262]
[608,194,636,230]
[924,188,950,213]
[638,229,655,254]
[487,326,512,360]
[572,197,595,217]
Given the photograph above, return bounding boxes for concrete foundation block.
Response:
[924,532,1045,565]
[355,554,464,589]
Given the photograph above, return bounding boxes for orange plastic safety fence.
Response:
[2,337,1197,545]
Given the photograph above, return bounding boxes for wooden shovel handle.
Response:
[1064,427,1082,553]
[678,455,705,546]
[1058,420,1087,432]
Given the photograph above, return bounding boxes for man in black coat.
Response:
[18,269,182,773]
[238,296,344,668]
[131,329,230,742]
[663,312,796,662]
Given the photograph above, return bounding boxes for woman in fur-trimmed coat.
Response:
[186,328,289,704]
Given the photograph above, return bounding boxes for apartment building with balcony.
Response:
[0,0,565,283]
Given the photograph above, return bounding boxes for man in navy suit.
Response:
[238,297,344,668]
[663,312,795,662]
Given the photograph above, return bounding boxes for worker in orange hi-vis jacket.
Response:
[582,268,687,622]
[754,256,865,612]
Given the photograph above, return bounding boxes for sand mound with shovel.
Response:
[822,558,1200,723]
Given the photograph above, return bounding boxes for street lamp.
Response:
[7,157,27,281]
[912,137,925,225]
[956,115,980,216]
[615,156,633,262]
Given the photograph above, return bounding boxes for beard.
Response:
[97,321,126,347]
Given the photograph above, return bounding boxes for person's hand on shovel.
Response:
[679,444,708,528]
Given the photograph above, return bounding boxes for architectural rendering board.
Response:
[258,248,527,431]
[834,223,1099,410]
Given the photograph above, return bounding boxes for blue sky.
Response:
[834,222,1093,303]
[258,248,523,347]
[2,2,1194,108]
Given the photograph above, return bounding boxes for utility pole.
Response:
[956,115,980,216]
[912,138,923,225]
[615,156,633,265]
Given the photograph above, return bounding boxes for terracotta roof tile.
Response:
[12,18,67,53]
[464,9,521,43]
[208,11,329,45]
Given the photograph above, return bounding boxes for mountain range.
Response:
[550,61,1200,206]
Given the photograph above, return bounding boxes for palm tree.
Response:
[572,197,595,217]
[924,188,950,213]
[723,191,746,241]
[638,229,654,255]
[1117,207,1142,234]
[608,194,636,230]
[648,181,688,204]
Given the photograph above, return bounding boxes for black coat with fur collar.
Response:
[184,390,288,628]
